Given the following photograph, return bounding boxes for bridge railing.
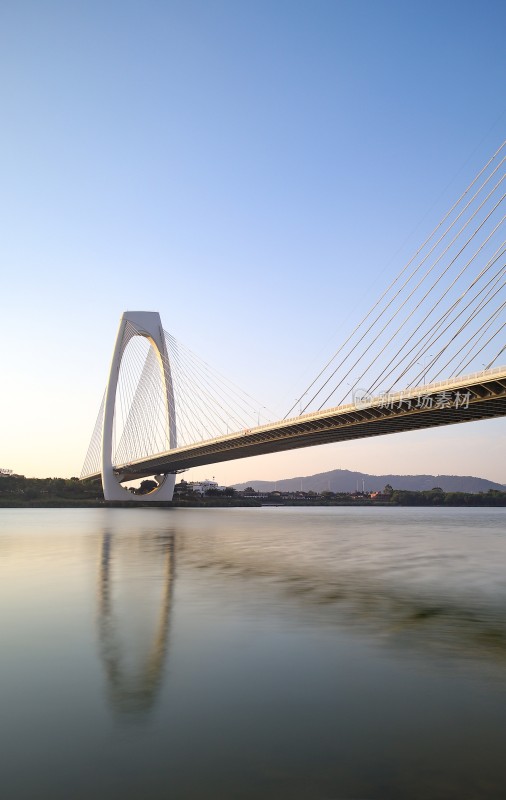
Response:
[113,365,506,473]
[281,365,506,424]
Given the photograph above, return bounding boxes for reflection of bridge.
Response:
[97,529,175,713]
[94,517,506,718]
[81,143,506,500]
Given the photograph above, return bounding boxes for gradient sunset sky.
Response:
[1,0,505,484]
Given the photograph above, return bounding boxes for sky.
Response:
[1,0,505,485]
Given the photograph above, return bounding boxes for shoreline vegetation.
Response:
[1,474,505,508]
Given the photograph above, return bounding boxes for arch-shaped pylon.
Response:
[101,311,177,502]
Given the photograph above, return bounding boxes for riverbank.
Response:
[2,474,505,507]
[1,496,505,508]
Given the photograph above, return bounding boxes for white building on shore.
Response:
[180,478,226,494]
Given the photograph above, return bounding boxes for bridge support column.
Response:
[101,311,177,502]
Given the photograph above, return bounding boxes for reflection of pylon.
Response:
[97,530,175,714]
[102,311,177,501]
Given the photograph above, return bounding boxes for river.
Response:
[1,506,506,799]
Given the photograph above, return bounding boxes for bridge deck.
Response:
[84,367,506,480]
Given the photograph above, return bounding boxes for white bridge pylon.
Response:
[102,311,177,502]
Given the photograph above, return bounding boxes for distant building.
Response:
[178,479,226,494]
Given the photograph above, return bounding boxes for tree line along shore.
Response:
[0,474,505,508]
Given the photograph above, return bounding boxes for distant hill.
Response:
[233,469,506,494]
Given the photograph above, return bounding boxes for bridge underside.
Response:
[84,370,506,482]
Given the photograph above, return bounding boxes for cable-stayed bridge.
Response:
[81,142,506,501]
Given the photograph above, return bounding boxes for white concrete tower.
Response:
[101,311,177,501]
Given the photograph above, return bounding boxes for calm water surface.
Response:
[1,506,506,799]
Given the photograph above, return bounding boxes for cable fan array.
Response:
[81,328,276,479]
[287,140,506,417]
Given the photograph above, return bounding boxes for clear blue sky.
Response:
[1,0,505,483]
